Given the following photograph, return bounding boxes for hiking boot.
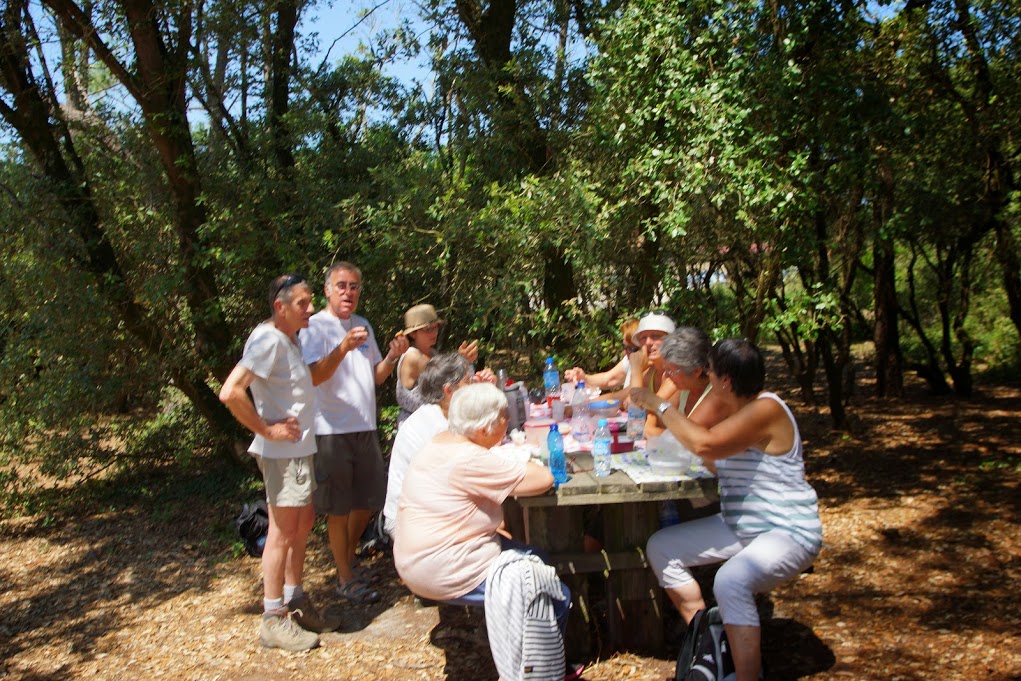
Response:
[336,577,381,604]
[259,608,320,651]
[287,593,341,634]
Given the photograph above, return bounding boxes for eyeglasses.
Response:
[272,274,306,301]
[330,281,361,292]
[663,365,684,379]
[641,309,670,319]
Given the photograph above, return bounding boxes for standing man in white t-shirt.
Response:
[220,274,335,651]
[301,262,409,603]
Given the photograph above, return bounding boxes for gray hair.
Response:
[267,273,309,313]
[418,353,471,404]
[324,261,361,285]
[660,326,711,374]
[448,383,507,437]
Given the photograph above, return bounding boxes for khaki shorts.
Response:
[256,455,316,507]
[314,432,386,516]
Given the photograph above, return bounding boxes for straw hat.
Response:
[403,304,444,335]
[632,310,676,345]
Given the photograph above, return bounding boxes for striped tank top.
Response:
[715,392,823,553]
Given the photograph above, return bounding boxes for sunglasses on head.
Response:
[641,309,669,318]
[272,274,306,301]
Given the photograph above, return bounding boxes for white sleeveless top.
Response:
[714,392,823,553]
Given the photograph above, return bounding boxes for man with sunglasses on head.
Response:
[300,262,409,605]
[220,274,335,651]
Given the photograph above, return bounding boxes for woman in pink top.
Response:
[393,383,570,629]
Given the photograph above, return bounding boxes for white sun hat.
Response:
[633,310,676,345]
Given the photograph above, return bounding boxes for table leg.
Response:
[602,500,665,655]
[521,504,593,659]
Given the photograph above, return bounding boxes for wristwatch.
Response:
[656,401,671,416]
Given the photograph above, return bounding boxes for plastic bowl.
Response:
[648,450,686,476]
[589,399,621,420]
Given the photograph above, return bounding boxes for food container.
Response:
[523,418,556,447]
[589,399,621,420]
[648,450,686,476]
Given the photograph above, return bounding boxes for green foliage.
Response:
[763,282,846,342]
[2,0,1021,503]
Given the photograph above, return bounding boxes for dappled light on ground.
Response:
[1,377,1019,679]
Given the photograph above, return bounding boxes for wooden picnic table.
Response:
[505,451,719,657]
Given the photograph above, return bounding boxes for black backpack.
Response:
[675,606,735,681]
[235,499,269,558]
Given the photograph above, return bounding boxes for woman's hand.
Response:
[458,339,480,363]
[564,367,586,383]
[474,367,497,384]
[629,345,650,374]
[628,387,662,413]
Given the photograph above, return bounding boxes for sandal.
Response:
[564,663,585,681]
[336,578,381,604]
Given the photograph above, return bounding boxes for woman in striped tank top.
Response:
[631,339,823,681]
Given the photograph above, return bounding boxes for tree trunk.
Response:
[872,157,903,397]
[267,0,296,173]
[453,0,576,309]
[994,220,1021,338]
[818,330,847,429]
[1,1,243,458]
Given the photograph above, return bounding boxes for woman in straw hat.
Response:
[396,304,486,425]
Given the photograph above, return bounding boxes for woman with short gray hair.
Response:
[446,380,509,437]
[383,352,474,537]
[394,383,570,636]
[660,326,711,376]
[417,352,471,404]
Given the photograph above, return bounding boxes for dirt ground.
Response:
[1,369,1020,681]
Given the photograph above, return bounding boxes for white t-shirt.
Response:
[240,322,317,459]
[383,403,447,536]
[394,438,526,601]
[300,310,383,434]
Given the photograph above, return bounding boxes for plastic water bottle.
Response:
[626,403,645,440]
[570,381,592,443]
[548,424,568,487]
[593,418,612,477]
[543,357,561,399]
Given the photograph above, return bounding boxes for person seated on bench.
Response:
[393,382,570,630]
[631,339,823,681]
[382,352,474,540]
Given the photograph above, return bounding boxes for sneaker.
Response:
[259,608,320,651]
[335,577,381,604]
[287,594,341,633]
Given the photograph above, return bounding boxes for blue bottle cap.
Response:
[598,419,607,427]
